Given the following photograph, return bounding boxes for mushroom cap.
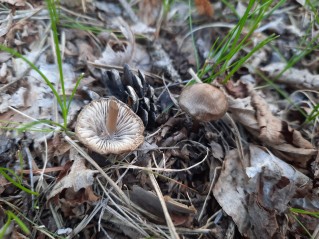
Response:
[178,83,228,122]
[75,98,145,154]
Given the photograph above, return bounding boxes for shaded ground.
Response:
[0,0,319,238]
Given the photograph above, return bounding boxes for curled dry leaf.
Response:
[261,62,319,90]
[213,145,312,239]
[47,148,99,201]
[228,88,316,168]
[95,21,134,67]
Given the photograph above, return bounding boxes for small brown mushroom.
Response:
[75,98,144,154]
[178,83,228,122]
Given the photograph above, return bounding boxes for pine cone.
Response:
[100,64,157,128]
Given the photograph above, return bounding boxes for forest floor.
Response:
[0,0,319,238]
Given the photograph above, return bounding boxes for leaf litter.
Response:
[0,1,318,239]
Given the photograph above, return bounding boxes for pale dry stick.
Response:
[0,8,45,20]
[312,223,319,239]
[118,0,139,23]
[151,151,160,168]
[96,178,150,237]
[148,161,180,239]
[33,226,56,239]
[201,209,223,231]
[180,23,236,49]
[198,166,221,222]
[224,113,245,163]
[0,198,63,236]
[98,173,168,224]
[81,0,87,13]
[188,68,203,83]
[66,200,105,239]
[23,133,64,230]
[36,137,49,192]
[8,106,56,130]
[24,146,35,207]
[101,201,149,237]
[49,202,64,229]
[119,142,209,173]
[137,146,180,151]
[121,205,168,238]
[59,6,101,22]
[155,225,213,235]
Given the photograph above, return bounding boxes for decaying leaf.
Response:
[0,0,25,6]
[95,21,134,67]
[228,87,317,168]
[213,145,312,239]
[0,13,13,37]
[47,148,99,200]
[128,185,196,227]
[261,62,319,90]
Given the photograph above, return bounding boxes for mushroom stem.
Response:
[106,100,119,135]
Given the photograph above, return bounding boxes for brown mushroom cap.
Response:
[75,98,145,154]
[178,83,228,122]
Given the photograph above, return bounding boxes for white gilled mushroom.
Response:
[75,98,145,154]
[178,83,228,122]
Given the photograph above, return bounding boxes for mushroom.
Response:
[178,83,228,122]
[75,98,145,154]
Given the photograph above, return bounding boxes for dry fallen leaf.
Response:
[213,145,312,239]
[228,87,317,168]
[47,148,99,200]
[95,21,134,67]
[261,62,319,90]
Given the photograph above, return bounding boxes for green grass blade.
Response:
[46,0,67,127]
[290,214,313,238]
[0,168,39,196]
[0,214,12,239]
[224,34,278,82]
[17,119,66,133]
[67,73,84,112]
[188,0,200,70]
[290,208,319,219]
[6,211,30,235]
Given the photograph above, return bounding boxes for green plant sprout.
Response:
[289,207,319,238]
[257,0,319,123]
[0,168,39,196]
[0,0,84,132]
[0,210,30,238]
[197,0,280,83]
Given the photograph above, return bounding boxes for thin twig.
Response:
[148,160,180,239]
